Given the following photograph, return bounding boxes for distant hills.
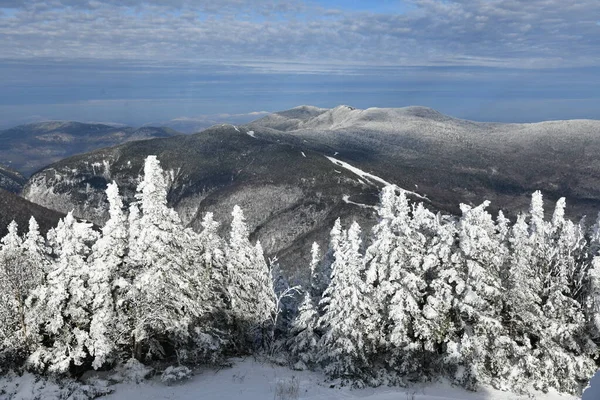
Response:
[0,164,26,192]
[0,121,180,176]
[18,105,600,277]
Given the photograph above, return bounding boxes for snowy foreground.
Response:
[109,359,584,400]
[1,358,596,399]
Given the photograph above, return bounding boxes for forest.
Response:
[0,155,598,396]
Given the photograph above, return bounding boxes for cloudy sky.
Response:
[1,0,600,128]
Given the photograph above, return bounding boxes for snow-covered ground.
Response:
[104,358,579,400]
[0,358,592,399]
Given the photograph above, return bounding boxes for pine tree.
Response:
[0,221,37,353]
[421,215,461,373]
[23,217,50,280]
[88,182,128,369]
[288,244,321,370]
[535,198,596,393]
[225,205,276,350]
[364,186,428,378]
[453,201,507,388]
[318,221,377,385]
[28,212,98,373]
[309,242,323,300]
[288,291,319,370]
[197,212,227,318]
[127,156,208,361]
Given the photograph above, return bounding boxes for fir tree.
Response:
[127,156,208,361]
[225,205,276,350]
[88,182,128,369]
[318,222,378,385]
[28,212,99,373]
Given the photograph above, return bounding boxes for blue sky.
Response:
[1,0,600,128]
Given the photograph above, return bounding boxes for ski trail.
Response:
[325,156,428,200]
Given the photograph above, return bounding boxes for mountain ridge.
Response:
[0,121,181,176]
[20,105,600,276]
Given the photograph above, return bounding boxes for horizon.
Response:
[6,103,600,133]
[2,1,600,127]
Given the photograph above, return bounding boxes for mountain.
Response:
[22,124,382,278]
[246,105,600,219]
[0,121,181,176]
[145,112,270,134]
[0,189,64,237]
[21,105,600,277]
[0,164,26,193]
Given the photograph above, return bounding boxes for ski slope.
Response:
[325,156,428,200]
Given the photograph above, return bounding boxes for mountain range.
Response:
[19,105,600,278]
[0,121,180,176]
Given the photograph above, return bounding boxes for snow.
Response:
[247,130,256,138]
[100,358,577,400]
[233,125,240,132]
[342,194,373,209]
[301,152,307,158]
[325,156,428,200]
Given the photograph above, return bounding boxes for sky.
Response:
[2,0,600,128]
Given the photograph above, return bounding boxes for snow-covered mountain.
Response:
[246,105,600,219]
[20,106,600,277]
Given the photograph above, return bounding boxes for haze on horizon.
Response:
[2,0,600,128]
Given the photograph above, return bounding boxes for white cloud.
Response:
[1,0,600,70]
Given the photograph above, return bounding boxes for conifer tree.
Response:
[28,212,98,373]
[0,221,35,352]
[318,222,377,385]
[225,205,275,350]
[288,291,319,370]
[127,156,208,360]
[88,182,128,369]
[453,201,507,388]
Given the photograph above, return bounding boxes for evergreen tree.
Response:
[0,221,38,353]
[225,205,275,350]
[288,291,319,370]
[453,201,507,388]
[88,182,128,369]
[127,155,209,361]
[28,213,98,373]
[318,222,377,385]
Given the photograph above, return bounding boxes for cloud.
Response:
[0,0,599,71]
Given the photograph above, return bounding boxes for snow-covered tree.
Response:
[308,242,323,300]
[225,205,276,350]
[420,215,461,371]
[535,199,596,393]
[88,182,128,369]
[288,291,319,370]
[28,212,98,374]
[127,155,208,361]
[451,201,508,388]
[0,221,40,353]
[364,187,428,377]
[318,221,378,385]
